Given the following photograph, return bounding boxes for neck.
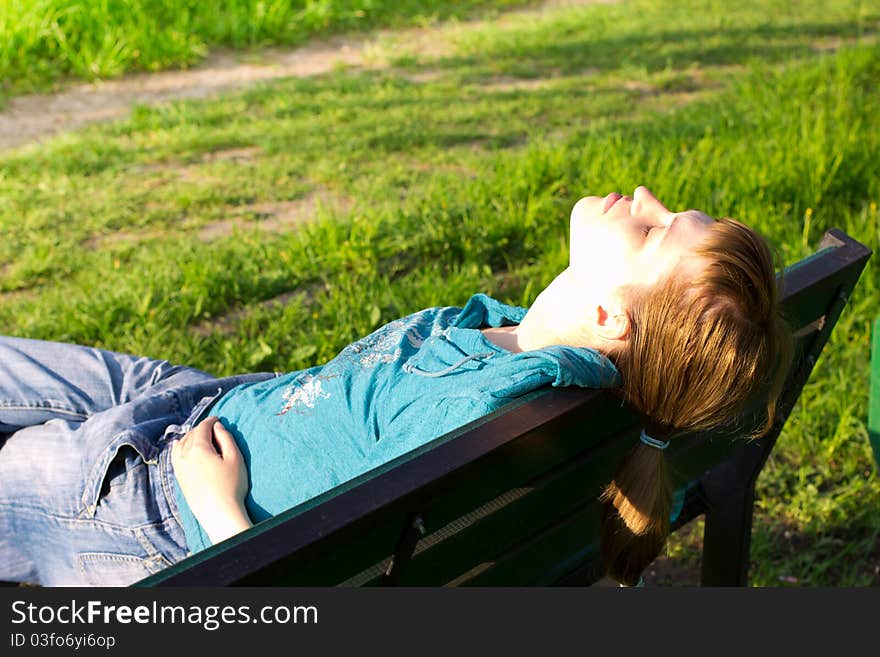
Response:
[479,289,566,352]
[480,309,581,353]
[480,269,618,355]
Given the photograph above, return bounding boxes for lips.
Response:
[602,192,623,214]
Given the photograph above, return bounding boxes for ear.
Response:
[594,302,631,341]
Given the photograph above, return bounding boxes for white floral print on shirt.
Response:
[277,373,333,415]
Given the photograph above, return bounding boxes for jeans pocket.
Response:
[77,551,171,586]
[80,430,159,518]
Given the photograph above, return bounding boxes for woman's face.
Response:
[568,186,716,296]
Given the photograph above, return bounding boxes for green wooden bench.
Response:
[137,228,871,587]
[870,315,880,470]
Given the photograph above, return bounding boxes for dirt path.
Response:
[0,0,615,151]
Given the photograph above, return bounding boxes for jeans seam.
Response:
[0,402,89,421]
[159,441,184,530]
[77,551,171,585]
[133,526,162,557]
[0,503,177,532]
[78,552,170,565]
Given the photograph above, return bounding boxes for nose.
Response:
[632,186,671,222]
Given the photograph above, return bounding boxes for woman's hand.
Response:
[171,416,253,545]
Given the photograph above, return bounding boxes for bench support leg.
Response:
[701,479,755,586]
[381,514,427,585]
[698,442,763,586]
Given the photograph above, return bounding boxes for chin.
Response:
[570,196,602,225]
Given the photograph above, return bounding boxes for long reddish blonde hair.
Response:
[601,217,792,586]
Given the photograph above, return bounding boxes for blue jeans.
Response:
[0,336,274,586]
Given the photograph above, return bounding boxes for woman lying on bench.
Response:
[0,186,790,587]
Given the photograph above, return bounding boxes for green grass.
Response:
[0,0,533,99]
[1,0,879,585]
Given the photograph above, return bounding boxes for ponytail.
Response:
[600,431,672,586]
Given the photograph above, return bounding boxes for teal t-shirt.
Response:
[174,293,622,553]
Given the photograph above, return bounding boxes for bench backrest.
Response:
[869,315,880,469]
[137,229,871,586]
